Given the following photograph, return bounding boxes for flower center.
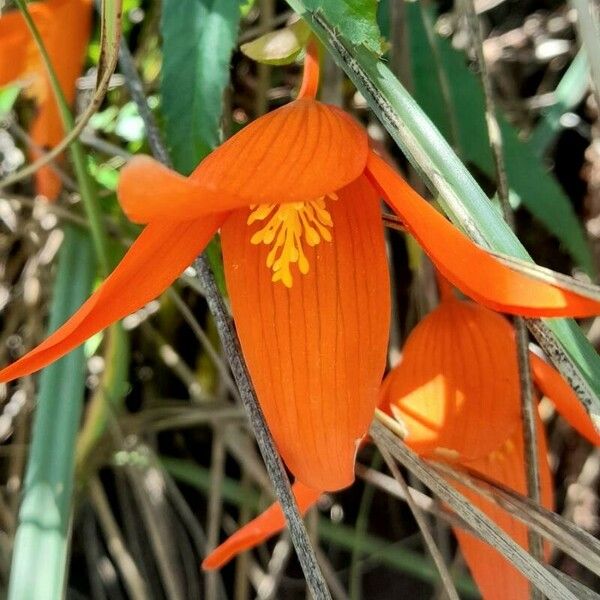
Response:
[247,194,337,288]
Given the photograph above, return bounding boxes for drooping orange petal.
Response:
[366,151,600,317]
[0,215,225,383]
[28,0,92,200]
[202,482,321,570]
[193,99,368,204]
[117,156,230,224]
[221,176,390,491]
[530,352,600,446]
[118,100,368,223]
[382,298,521,461]
[0,7,42,86]
[453,415,553,600]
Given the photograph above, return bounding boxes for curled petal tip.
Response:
[202,482,321,570]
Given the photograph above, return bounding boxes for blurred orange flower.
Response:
[0,0,92,199]
[1,39,600,556]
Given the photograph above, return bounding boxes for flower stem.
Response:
[298,37,320,100]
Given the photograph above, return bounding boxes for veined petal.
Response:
[0,215,224,382]
[530,352,600,446]
[382,299,521,461]
[119,101,368,223]
[202,482,321,570]
[117,156,228,224]
[221,176,390,491]
[453,417,553,600]
[193,99,368,205]
[366,151,600,317]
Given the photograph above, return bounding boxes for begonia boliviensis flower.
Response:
[0,0,92,199]
[2,39,600,495]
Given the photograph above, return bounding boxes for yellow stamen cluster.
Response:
[248,194,337,288]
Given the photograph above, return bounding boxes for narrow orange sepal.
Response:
[202,482,321,570]
[0,216,224,383]
[366,151,600,318]
[530,352,600,445]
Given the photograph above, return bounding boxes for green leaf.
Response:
[0,84,21,119]
[241,19,311,65]
[8,226,95,600]
[161,0,241,174]
[406,2,593,273]
[303,0,384,55]
[529,50,590,157]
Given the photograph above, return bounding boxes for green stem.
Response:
[14,0,110,275]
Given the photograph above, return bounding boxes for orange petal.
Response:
[29,146,62,201]
[221,176,390,491]
[193,99,368,205]
[40,0,92,108]
[117,156,230,224]
[530,352,600,446]
[0,9,38,85]
[366,151,600,317]
[2,0,92,201]
[0,215,224,382]
[202,482,321,570]
[383,299,521,461]
[453,416,553,600]
[118,101,368,223]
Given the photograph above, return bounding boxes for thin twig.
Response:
[118,37,331,599]
[462,3,544,594]
[88,477,149,600]
[206,428,226,600]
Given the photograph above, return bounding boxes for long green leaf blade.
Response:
[161,0,241,174]
[8,226,95,600]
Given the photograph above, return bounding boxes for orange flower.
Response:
[1,41,600,501]
[384,281,600,455]
[0,0,92,199]
[380,285,598,599]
